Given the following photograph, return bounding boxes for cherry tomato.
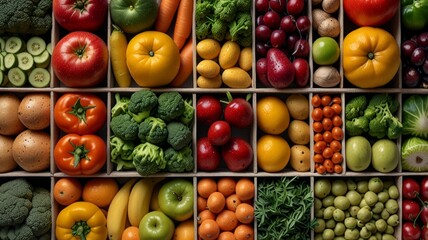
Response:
[207,120,232,146]
[322,147,334,159]
[330,140,342,152]
[321,95,332,106]
[316,164,326,174]
[332,115,343,127]
[312,108,324,121]
[331,103,342,115]
[334,164,343,174]
[313,121,324,133]
[223,94,253,128]
[312,94,321,107]
[323,106,335,118]
[331,152,343,164]
[322,131,333,143]
[322,118,333,131]
[402,178,420,199]
[402,199,421,221]
[314,133,323,142]
[323,159,334,173]
[314,141,327,154]
[197,95,223,125]
[402,222,422,240]
[313,153,324,163]
[332,127,344,140]
[332,96,342,105]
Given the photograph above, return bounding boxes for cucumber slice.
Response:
[27,37,46,56]
[0,55,4,72]
[29,68,50,88]
[4,53,18,69]
[17,52,34,71]
[0,38,5,51]
[34,50,50,68]
[46,42,52,55]
[5,37,25,54]
[0,51,6,56]
[7,67,27,87]
[0,71,4,86]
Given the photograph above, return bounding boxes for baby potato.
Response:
[289,145,311,172]
[285,94,309,120]
[287,120,310,145]
[318,17,340,38]
[322,0,340,13]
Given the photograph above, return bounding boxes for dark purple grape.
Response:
[263,10,281,29]
[256,25,272,42]
[269,0,287,13]
[256,42,270,57]
[286,33,300,52]
[293,39,310,58]
[423,58,428,74]
[417,32,428,48]
[256,15,265,26]
[256,0,270,13]
[402,40,418,58]
[296,15,311,33]
[411,47,426,66]
[287,0,305,16]
[270,29,287,48]
[404,66,420,87]
[280,15,297,33]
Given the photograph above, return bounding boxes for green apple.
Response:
[312,37,340,65]
[346,136,371,171]
[371,139,399,173]
[139,211,175,240]
[158,178,194,222]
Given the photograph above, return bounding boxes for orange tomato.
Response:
[122,226,140,240]
[82,178,119,208]
[216,210,238,231]
[234,224,254,240]
[235,203,254,224]
[198,178,217,198]
[226,194,242,211]
[235,178,255,201]
[173,219,195,240]
[53,178,82,206]
[198,219,220,240]
[217,177,236,197]
[207,192,226,214]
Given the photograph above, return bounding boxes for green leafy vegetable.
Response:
[402,94,428,139]
[255,177,316,240]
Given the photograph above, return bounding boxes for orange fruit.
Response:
[198,209,216,225]
[257,134,291,173]
[226,194,242,211]
[235,178,254,201]
[218,231,236,240]
[257,96,290,134]
[53,178,82,206]
[122,226,140,240]
[173,219,194,240]
[234,224,254,240]
[198,178,217,198]
[207,191,225,214]
[198,219,220,240]
[235,203,254,224]
[216,209,238,231]
[197,196,208,212]
[82,178,119,208]
[217,177,236,197]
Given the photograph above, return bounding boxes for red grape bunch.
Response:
[402,32,428,88]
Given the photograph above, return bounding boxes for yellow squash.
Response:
[342,27,400,88]
[126,31,180,87]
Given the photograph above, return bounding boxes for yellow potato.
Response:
[287,120,310,145]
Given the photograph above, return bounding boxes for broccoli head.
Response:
[195,0,214,22]
[0,178,33,227]
[110,114,139,141]
[111,157,135,171]
[229,12,252,42]
[368,113,388,139]
[25,187,51,237]
[345,95,368,120]
[110,136,136,161]
[138,117,168,145]
[128,89,158,123]
[164,146,194,173]
[180,98,195,126]
[167,121,192,150]
[237,34,252,48]
[111,93,130,117]
[133,142,166,176]
[196,19,213,40]
[214,0,237,22]
[345,116,369,136]
[236,0,252,12]
[366,94,403,139]
[209,17,228,42]
[156,91,185,122]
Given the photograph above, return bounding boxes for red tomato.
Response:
[54,133,107,175]
[402,178,420,199]
[53,0,108,32]
[52,31,109,87]
[197,137,221,171]
[223,94,253,128]
[221,137,253,172]
[402,199,421,221]
[403,221,421,240]
[54,93,107,135]
[196,95,223,126]
[343,0,399,27]
[208,120,232,146]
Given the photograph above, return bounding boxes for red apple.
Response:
[197,137,221,171]
[221,137,253,172]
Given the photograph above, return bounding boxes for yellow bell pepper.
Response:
[56,201,107,240]
[342,27,400,88]
[126,31,181,87]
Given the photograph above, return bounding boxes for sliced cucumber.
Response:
[29,68,50,88]
[0,71,5,86]
[27,37,46,56]
[4,53,18,69]
[0,38,5,51]
[17,52,34,71]
[34,50,50,68]
[7,67,27,87]
[5,37,25,54]
[0,51,6,57]
[46,42,52,55]
[0,55,4,72]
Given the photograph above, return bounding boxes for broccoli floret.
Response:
[236,0,252,12]
[196,19,213,40]
[128,89,158,123]
[368,113,388,139]
[0,178,33,227]
[164,146,194,173]
[25,187,51,237]
[167,121,192,150]
[345,95,368,120]
[3,225,36,240]
[132,142,166,176]
[156,91,185,122]
[345,116,369,136]
[237,34,252,48]
[138,117,168,145]
[180,98,195,126]
[111,93,130,117]
[110,136,136,161]
[0,0,52,36]
[195,0,214,22]
[228,12,252,42]
[111,156,135,171]
[214,0,237,22]
[209,17,228,42]
[110,114,139,141]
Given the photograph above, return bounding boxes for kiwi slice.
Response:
[7,67,27,87]
[27,37,46,56]
[17,52,34,71]
[4,53,18,69]
[46,42,52,55]
[5,37,25,54]
[28,68,50,88]
[34,50,50,68]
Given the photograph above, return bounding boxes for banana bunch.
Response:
[107,177,164,240]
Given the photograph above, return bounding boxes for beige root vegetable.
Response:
[0,135,17,173]
[312,8,331,29]
[0,93,26,136]
[18,93,51,130]
[12,129,50,172]
[322,0,340,13]
[318,17,340,38]
[312,0,323,5]
[285,94,309,121]
[287,120,310,145]
[289,145,311,172]
[313,66,341,87]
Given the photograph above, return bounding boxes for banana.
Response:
[128,177,165,226]
[107,178,138,240]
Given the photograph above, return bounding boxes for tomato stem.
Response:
[68,140,90,167]
[68,98,95,125]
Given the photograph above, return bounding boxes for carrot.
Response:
[154,0,181,33]
[173,0,193,50]
[169,38,193,87]
[110,26,132,87]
